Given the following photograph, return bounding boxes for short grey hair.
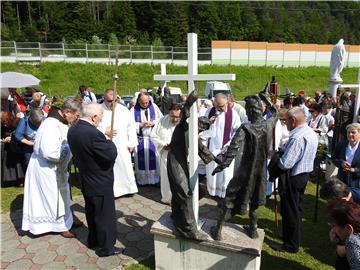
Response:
[61,97,81,112]
[81,103,103,118]
[29,109,43,123]
[214,93,228,100]
[346,123,360,132]
[288,106,305,120]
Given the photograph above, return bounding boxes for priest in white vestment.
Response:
[98,89,138,197]
[130,92,163,185]
[150,104,182,204]
[22,98,81,237]
[201,93,241,198]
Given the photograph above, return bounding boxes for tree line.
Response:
[1,1,359,47]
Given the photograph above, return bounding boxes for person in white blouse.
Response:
[308,103,329,147]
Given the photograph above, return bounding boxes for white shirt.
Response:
[346,141,360,164]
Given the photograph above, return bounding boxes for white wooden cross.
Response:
[154,33,236,225]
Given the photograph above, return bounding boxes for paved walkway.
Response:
[1,186,220,270]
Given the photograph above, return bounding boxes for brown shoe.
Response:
[60,231,76,238]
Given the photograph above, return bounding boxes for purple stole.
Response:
[208,107,233,147]
[134,103,157,170]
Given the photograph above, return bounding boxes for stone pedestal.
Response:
[151,212,264,270]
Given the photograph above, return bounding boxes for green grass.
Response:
[1,62,358,100]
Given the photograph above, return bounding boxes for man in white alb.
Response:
[201,93,241,198]
[151,104,182,204]
[22,98,81,237]
[98,89,138,198]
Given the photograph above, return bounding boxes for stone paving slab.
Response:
[1,186,219,269]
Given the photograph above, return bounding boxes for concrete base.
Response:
[151,212,264,270]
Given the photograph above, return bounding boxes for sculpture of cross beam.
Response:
[154,33,236,225]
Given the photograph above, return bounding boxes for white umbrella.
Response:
[0,72,40,88]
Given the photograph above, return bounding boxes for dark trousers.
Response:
[84,194,117,254]
[336,255,350,270]
[279,172,309,252]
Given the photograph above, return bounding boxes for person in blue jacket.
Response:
[14,108,43,168]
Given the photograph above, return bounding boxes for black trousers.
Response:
[84,194,117,254]
[279,172,309,252]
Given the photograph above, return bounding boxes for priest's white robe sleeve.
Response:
[150,117,168,153]
[35,119,64,163]
[153,103,164,124]
[126,111,138,148]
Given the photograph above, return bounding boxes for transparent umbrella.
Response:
[0,72,40,88]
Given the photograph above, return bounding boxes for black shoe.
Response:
[87,243,99,250]
[96,247,122,257]
[270,243,298,253]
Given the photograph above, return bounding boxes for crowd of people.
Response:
[1,84,359,266]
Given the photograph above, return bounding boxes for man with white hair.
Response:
[270,106,318,253]
[68,103,120,257]
[98,89,138,198]
[202,93,241,198]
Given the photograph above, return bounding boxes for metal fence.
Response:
[0,41,212,64]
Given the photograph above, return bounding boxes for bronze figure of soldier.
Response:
[211,93,277,239]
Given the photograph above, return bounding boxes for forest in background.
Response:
[1,1,360,47]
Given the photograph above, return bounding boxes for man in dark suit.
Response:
[68,103,120,257]
[332,123,360,188]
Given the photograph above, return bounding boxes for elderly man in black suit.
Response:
[67,103,120,257]
[332,123,360,188]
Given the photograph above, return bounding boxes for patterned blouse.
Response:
[346,233,360,270]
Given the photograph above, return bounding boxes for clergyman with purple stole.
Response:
[130,91,163,185]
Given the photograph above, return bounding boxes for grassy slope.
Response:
[1,62,358,100]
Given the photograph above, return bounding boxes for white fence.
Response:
[2,41,359,68]
[212,41,360,67]
[0,41,212,65]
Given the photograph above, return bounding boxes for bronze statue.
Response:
[210,93,277,239]
[167,90,219,241]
